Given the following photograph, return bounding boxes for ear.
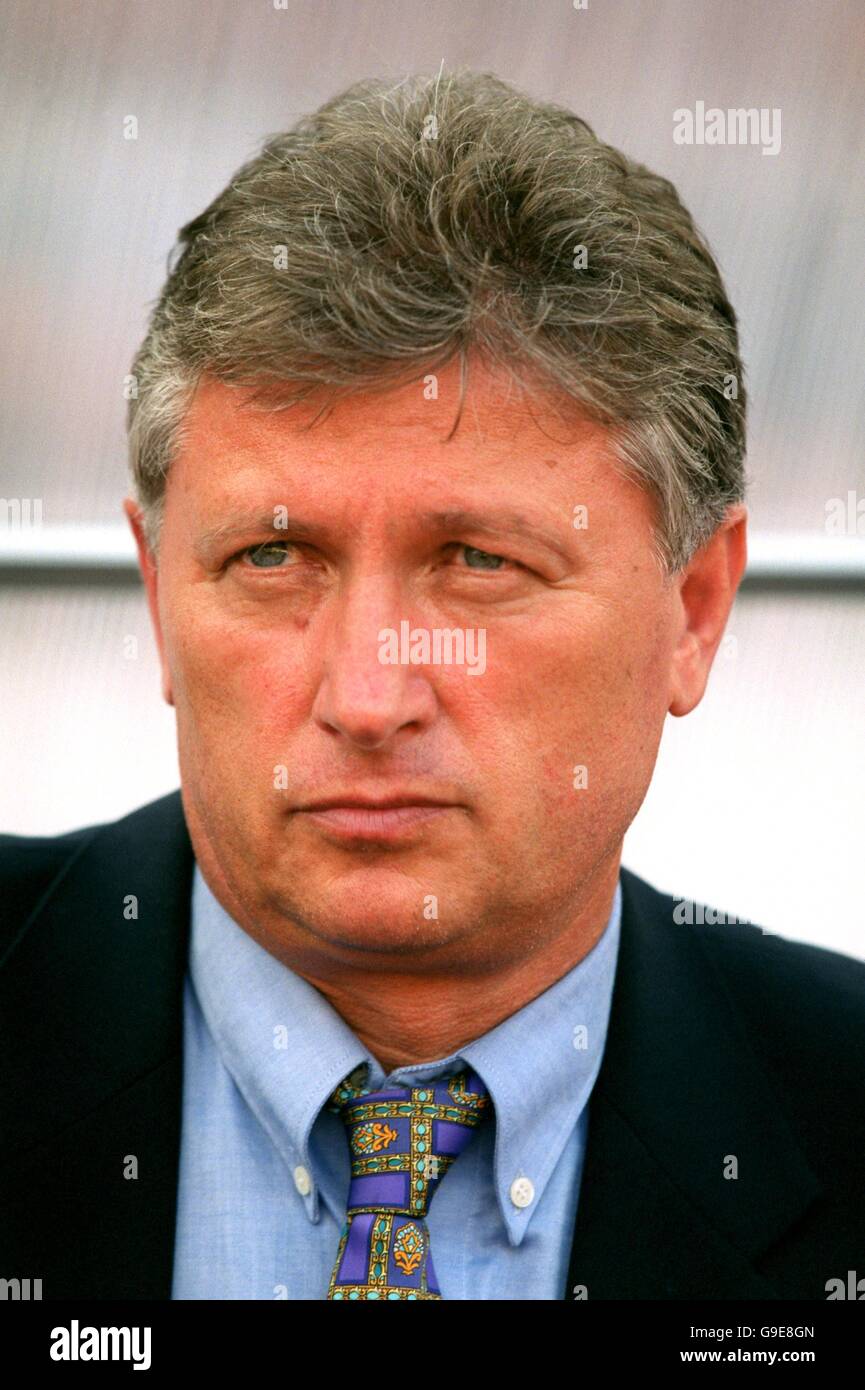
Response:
[123,498,174,707]
[668,505,748,718]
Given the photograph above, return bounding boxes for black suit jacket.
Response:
[1,789,863,1300]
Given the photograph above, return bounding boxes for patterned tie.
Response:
[325,1062,491,1300]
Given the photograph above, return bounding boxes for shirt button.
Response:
[509,1176,535,1209]
[293,1165,312,1197]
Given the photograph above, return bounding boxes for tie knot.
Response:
[327,1065,491,1219]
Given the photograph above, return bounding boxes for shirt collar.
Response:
[189,865,622,1244]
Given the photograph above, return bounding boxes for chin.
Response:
[297,907,454,957]
[267,870,456,952]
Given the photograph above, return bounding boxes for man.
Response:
[1,71,863,1302]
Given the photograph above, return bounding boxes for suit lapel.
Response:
[0,791,193,1299]
[564,867,822,1299]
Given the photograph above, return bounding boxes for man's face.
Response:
[132,359,707,978]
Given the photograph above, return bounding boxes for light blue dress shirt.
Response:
[171,865,622,1300]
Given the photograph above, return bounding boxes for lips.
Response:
[298,795,453,812]
[294,793,459,842]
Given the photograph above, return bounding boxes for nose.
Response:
[311,573,438,751]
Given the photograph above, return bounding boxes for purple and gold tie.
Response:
[325,1063,491,1300]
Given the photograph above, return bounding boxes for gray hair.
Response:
[127,69,747,574]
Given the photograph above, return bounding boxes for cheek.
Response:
[165,601,302,764]
[167,592,279,697]
[528,615,671,808]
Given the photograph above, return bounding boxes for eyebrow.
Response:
[195,512,325,557]
[195,506,572,560]
[417,508,571,557]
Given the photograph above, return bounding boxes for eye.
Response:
[458,545,507,571]
[240,541,297,569]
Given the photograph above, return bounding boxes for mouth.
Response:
[293,794,460,843]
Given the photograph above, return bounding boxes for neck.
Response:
[194,830,622,1077]
[295,865,620,1075]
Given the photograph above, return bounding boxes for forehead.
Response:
[160,361,663,573]
[163,355,657,553]
[176,357,609,462]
